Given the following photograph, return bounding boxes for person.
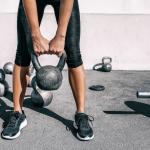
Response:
[1,0,94,141]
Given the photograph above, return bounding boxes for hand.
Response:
[32,32,49,56]
[49,35,65,56]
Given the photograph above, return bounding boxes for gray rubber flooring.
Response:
[0,70,150,150]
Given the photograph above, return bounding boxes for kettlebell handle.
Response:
[102,57,112,64]
[31,53,41,71]
[57,52,67,71]
[31,52,67,72]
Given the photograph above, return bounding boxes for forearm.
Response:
[56,0,74,38]
[23,0,40,36]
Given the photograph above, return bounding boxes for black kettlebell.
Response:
[93,57,112,72]
[31,52,66,91]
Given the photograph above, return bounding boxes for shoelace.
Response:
[87,115,94,126]
[7,114,19,128]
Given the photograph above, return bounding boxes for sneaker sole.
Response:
[2,119,27,140]
[73,121,94,141]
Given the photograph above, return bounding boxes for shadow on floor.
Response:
[1,91,77,138]
[0,99,13,127]
[104,101,150,118]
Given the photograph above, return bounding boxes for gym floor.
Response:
[0,70,150,150]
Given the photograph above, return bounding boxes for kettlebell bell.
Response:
[31,76,53,107]
[100,64,112,72]
[31,52,66,90]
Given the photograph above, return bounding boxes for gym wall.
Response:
[0,0,150,70]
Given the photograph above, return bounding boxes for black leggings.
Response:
[15,0,83,68]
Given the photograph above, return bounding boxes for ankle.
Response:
[14,108,22,114]
[76,109,85,114]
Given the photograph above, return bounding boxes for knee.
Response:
[66,51,83,68]
[68,64,85,79]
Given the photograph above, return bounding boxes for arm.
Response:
[56,0,74,38]
[49,0,74,55]
[23,0,49,55]
[23,0,40,36]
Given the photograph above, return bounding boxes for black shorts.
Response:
[15,0,83,68]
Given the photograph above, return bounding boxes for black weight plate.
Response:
[89,85,105,91]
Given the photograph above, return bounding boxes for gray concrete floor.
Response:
[0,70,150,150]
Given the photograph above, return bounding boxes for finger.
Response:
[55,51,60,57]
[45,49,49,54]
[49,47,55,55]
[41,48,46,55]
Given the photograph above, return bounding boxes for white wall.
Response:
[0,13,150,70]
[1,0,150,14]
[0,1,150,70]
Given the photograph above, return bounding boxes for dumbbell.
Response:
[3,62,13,74]
[93,57,112,72]
[137,91,150,98]
[31,76,53,107]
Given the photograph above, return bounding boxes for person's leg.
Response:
[13,65,29,112]
[68,66,85,113]
[52,0,84,113]
[1,0,46,139]
[13,0,46,112]
[52,0,94,140]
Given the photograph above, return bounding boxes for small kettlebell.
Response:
[3,62,13,74]
[31,52,66,90]
[31,76,53,107]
